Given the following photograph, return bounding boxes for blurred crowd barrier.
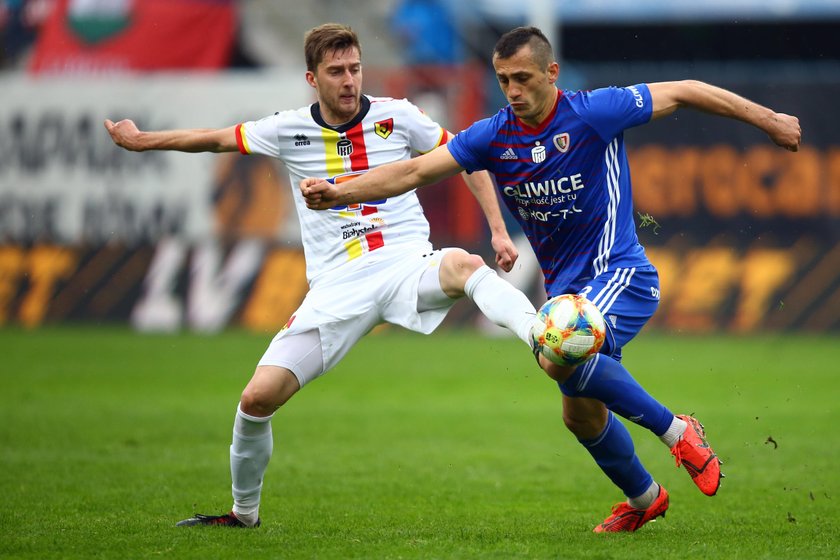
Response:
[1,71,838,332]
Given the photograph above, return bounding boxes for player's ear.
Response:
[547,61,560,84]
[305,70,317,89]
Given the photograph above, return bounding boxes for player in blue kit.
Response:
[301,26,801,532]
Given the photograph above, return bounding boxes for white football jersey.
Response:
[236,95,448,283]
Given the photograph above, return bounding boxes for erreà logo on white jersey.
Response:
[531,141,546,163]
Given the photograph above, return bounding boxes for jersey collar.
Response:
[515,88,562,135]
[310,95,371,133]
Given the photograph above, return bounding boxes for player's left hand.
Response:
[767,113,801,152]
[491,233,518,273]
[300,177,339,210]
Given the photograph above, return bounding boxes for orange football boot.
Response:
[671,414,723,496]
[594,485,670,533]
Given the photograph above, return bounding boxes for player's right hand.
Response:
[300,177,340,210]
[104,118,143,151]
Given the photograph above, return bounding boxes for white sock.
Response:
[628,481,660,510]
[464,265,537,347]
[230,404,274,527]
[659,416,688,448]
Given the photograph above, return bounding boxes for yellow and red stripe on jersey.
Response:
[321,123,370,177]
[235,123,251,154]
[344,230,385,260]
[417,128,449,154]
[327,169,386,261]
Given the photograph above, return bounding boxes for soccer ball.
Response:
[533,294,607,367]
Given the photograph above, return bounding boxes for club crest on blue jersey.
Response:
[326,171,387,210]
[553,133,570,153]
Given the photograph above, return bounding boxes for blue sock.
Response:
[560,354,673,435]
[580,412,653,499]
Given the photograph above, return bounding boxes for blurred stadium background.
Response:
[1,0,839,334]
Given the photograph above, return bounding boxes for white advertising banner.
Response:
[0,71,311,244]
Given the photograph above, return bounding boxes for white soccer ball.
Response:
[532,294,607,367]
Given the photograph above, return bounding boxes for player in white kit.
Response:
[104,23,540,527]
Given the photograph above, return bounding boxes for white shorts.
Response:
[258,245,456,386]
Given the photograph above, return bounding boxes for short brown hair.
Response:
[304,23,362,71]
[493,26,553,69]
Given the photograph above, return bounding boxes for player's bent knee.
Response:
[442,248,484,275]
[240,365,301,417]
[461,252,486,274]
[541,359,575,383]
[562,399,608,438]
[562,411,605,438]
[438,249,468,296]
[439,249,487,296]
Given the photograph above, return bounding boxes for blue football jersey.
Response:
[448,84,654,295]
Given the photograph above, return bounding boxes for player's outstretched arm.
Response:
[104,119,239,153]
[647,80,802,151]
[459,169,518,272]
[301,144,464,209]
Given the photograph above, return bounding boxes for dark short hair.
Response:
[304,23,362,71]
[493,26,554,69]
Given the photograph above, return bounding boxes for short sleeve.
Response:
[402,100,448,154]
[447,116,496,173]
[574,84,652,142]
[236,114,282,157]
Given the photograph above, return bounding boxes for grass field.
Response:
[1,326,838,559]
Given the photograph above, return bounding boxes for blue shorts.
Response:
[573,266,659,362]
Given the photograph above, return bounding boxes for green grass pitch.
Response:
[1,326,838,559]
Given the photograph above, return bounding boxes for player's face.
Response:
[307,47,363,125]
[493,45,559,128]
